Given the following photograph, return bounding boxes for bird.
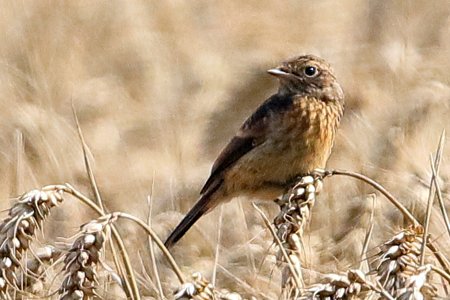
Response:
[165,54,344,248]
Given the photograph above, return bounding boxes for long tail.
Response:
[164,180,222,248]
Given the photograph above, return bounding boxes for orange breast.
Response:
[224,97,343,196]
[273,97,342,170]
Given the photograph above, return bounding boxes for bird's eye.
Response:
[304,66,318,77]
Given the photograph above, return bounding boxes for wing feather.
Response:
[200,93,294,194]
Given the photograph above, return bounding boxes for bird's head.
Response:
[268,55,343,102]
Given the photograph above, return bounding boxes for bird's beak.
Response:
[267,68,292,79]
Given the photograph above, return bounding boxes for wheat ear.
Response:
[374,225,437,298]
[272,174,322,297]
[0,185,65,298]
[58,213,119,299]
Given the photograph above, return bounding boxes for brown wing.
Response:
[200,93,294,194]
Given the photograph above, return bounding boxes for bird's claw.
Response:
[311,168,331,179]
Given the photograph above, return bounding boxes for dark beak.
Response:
[267,68,294,79]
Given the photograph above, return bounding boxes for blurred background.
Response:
[0,0,449,297]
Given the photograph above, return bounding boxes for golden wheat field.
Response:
[0,1,449,299]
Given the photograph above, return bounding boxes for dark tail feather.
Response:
[164,180,222,248]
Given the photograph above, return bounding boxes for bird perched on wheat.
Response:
[165,54,344,248]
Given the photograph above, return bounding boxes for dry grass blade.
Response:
[212,205,223,287]
[136,252,160,296]
[420,154,440,266]
[71,102,105,212]
[429,131,450,239]
[237,200,257,273]
[430,265,450,285]
[11,129,24,196]
[253,202,303,294]
[59,213,119,299]
[359,195,375,271]
[431,172,450,236]
[420,132,445,267]
[147,193,164,299]
[72,105,140,300]
[113,212,185,284]
[0,186,65,298]
[425,240,450,279]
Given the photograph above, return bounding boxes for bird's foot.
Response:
[311,168,332,179]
